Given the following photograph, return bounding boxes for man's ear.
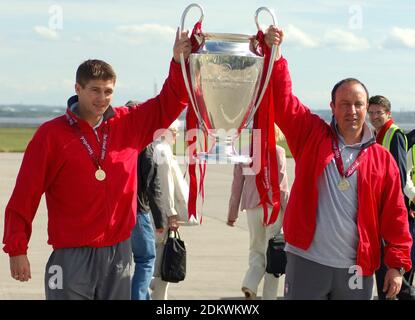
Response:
[330,101,335,115]
[75,83,81,95]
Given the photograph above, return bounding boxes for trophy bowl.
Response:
[180,4,278,163]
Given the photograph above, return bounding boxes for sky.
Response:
[0,0,415,110]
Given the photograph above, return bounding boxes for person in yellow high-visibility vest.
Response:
[369,95,414,299]
[404,130,415,286]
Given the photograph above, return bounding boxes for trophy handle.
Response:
[246,7,279,126]
[178,4,207,133]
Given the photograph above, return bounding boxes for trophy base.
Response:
[195,142,252,164]
[195,152,252,164]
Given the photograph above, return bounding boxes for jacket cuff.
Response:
[385,254,412,274]
[171,58,182,68]
[4,246,28,257]
[3,235,29,257]
[274,56,287,71]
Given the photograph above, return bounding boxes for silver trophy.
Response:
[179,3,278,163]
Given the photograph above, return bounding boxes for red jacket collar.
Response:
[66,95,115,128]
[376,119,394,145]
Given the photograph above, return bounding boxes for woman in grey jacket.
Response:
[227,126,289,300]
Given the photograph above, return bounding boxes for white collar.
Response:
[93,117,104,130]
[335,121,374,148]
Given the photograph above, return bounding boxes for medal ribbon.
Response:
[332,137,368,179]
[65,111,109,171]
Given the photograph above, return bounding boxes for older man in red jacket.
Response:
[3,29,191,300]
[264,27,412,300]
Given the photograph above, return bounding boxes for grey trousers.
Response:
[44,239,132,300]
[284,252,374,300]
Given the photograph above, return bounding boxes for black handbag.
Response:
[266,233,287,278]
[161,229,186,283]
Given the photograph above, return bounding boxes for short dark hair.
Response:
[368,95,391,112]
[331,78,369,104]
[76,59,116,88]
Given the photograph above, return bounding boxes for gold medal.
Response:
[95,168,106,181]
[338,178,350,191]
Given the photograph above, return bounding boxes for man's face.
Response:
[368,104,391,131]
[330,82,368,138]
[75,79,114,121]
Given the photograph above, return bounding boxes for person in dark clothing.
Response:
[368,95,415,300]
[126,101,164,300]
[404,129,415,286]
[407,129,415,148]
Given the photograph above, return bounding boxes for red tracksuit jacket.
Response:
[3,60,188,256]
[273,57,412,275]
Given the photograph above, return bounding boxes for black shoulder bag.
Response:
[266,233,287,278]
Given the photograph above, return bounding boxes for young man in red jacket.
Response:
[2,29,191,300]
[264,27,412,300]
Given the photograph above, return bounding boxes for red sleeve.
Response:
[272,58,326,159]
[3,125,56,256]
[128,59,188,150]
[381,154,413,272]
[277,146,289,211]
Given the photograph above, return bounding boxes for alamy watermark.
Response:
[48,5,63,31]
[48,265,63,290]
[348,4,363,30]
[348,265,363,290]
[152,128,264,175]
